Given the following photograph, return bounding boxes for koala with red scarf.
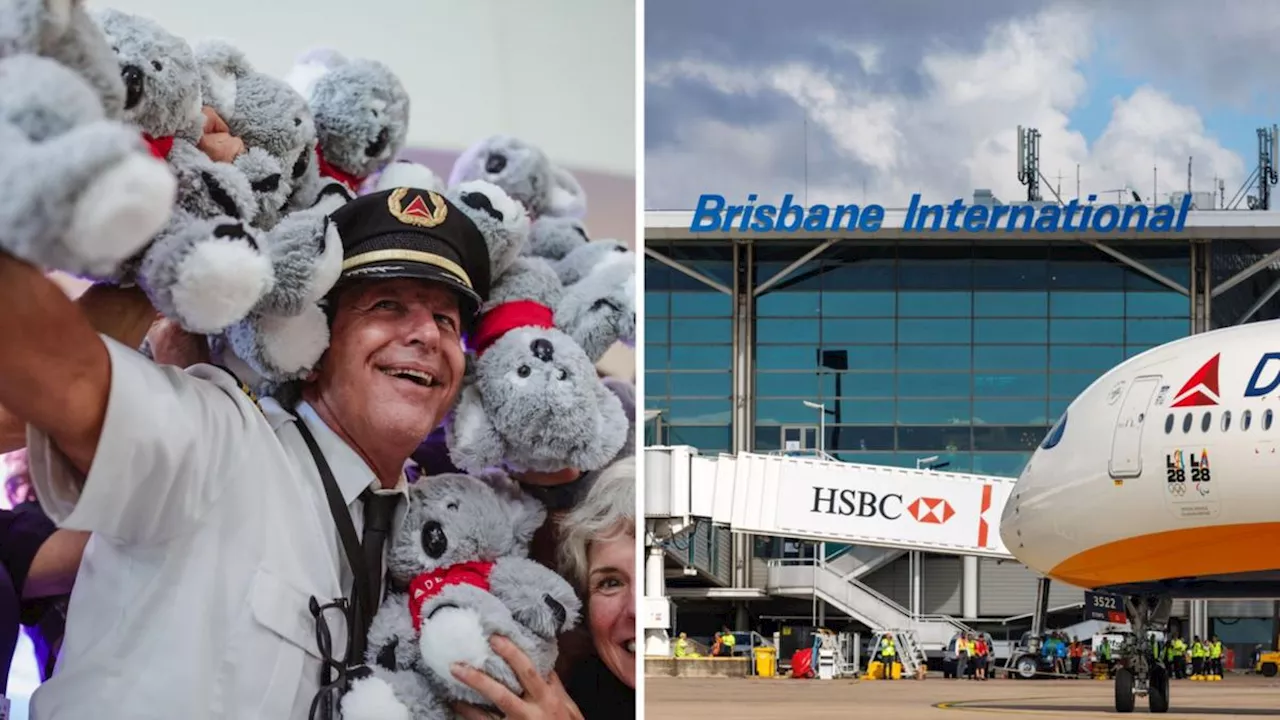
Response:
[341,472,581,720]
[441,180,629,476]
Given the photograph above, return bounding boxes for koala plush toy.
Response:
[88,8,280,335]
[448,135,587,222]
[0,2,176,279]
[195,38,322,228]
[286,48,410,196]
[341,473,581,720]
[441,181,629,475]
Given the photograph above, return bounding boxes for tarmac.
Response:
[644,674,1280,718]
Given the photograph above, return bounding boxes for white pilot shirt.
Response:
[24,336,409,720]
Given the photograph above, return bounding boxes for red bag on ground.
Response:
[791,648,814,678]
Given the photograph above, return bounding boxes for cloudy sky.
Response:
[645,0,1280,210]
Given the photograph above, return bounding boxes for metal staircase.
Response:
[767,559,971,649]
[869,629,928,678]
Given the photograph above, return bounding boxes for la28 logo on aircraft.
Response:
[1165,449,1211,497]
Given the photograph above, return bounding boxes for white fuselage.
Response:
[999,319,1280,596]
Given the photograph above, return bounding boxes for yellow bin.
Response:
[754,646,777,677]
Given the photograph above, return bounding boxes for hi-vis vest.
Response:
[1210,641,1222,659]
[881,638,896,657]
[1192,643,1206,657]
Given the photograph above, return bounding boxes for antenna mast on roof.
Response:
[1017,126,1042,202]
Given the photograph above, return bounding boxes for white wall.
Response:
[86,0,636,176]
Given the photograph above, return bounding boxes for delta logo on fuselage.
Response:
[1175,351,1280,402]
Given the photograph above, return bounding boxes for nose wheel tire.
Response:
[1148,665,1170,714]
[1115,668,1136,714]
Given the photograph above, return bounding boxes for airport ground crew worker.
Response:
[719,625,737,656]
[1209,635,1224,678]
[674,632,696,658]
[1069,638,1084,675]
[1170,635,1187,679]
[0,190,584,719]
[880,633,898,679]
[1191,637,1207,678]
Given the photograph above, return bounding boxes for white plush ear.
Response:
[376,160,445,194]
[193,39,249,118]
[547,166,587,218]
[305,219,344,304]
[285,48,347,100]
[257,307,330,378]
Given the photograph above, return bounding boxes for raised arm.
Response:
[0,281,157,455]
[0,257,113,473]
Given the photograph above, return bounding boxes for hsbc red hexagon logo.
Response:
[908,497,954,525]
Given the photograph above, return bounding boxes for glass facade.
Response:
[646,240,1192,477]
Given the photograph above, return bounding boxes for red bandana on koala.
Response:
[143,133,174,160]
[408,561,495,632]
[472,300,555,356]
[315,145,363,192]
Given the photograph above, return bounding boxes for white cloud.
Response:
[647,3,1248,209]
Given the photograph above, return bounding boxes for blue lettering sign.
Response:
[687,192,1193,234]
[1245,352,1280,397]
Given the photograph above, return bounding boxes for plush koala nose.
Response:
[121,65,145,110]
[421,521,448,559]
[485,153,507,174]
[251,174,281,193]
[366,127,390,157]
[212,223,258,251]
[544,595,567,630]
[530,338,554,362]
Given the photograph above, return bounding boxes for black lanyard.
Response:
[293,418,374,663]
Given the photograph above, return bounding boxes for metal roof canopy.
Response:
[645,209,1280,242]
[645,210,1280,326]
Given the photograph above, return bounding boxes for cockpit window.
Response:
[1041,411,1067,450]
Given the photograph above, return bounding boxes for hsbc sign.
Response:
[908,497,955,524]
[749,459,1011,555]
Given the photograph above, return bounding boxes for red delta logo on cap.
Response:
[907,497,954,525]
[1170,354,1220,407]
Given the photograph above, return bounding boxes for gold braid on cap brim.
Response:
[340,250,473,290]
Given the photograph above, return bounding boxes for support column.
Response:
[643,543,672,656]
[962,555,979,619]
[910,551,923,618]
[1030,577,1051,649]
[731,241,753,588]
[1189,240,1212,644]
[818,599,827,628]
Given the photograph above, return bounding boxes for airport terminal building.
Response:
[643,191,1280,652]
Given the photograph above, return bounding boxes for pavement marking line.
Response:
[934,697,1102,717]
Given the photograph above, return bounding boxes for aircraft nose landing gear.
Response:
[1113,594,1173,714]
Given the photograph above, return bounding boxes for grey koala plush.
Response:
[195,38,319,228]
[88,8,282,333]
[2,0,127,118]
[221,198,345,383]
[448,135,587,221]
[0,51,175,278]
[286,48,410,194]
[555,256,637,363]
[525,215,589,262]
[442,181,629,474]
[341,473,580,720]
[554,237,633,287]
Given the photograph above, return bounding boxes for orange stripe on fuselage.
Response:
[1047,522,1280,589]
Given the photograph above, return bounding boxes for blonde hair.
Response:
[557,455,635,591]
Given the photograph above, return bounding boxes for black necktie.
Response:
[358,488,399,630]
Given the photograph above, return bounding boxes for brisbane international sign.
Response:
[688,192,1193,234]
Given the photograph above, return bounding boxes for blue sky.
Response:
[645,0,1279,210]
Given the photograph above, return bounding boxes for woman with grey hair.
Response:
[557,455,636,719]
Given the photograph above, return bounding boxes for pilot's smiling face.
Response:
[312,278,466,457]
